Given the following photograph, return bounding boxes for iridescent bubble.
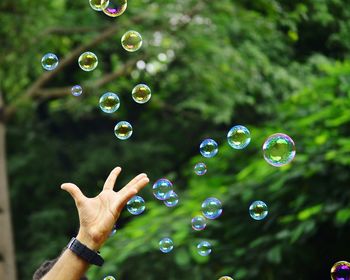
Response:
[71,85,83,97]
[163,191,179,207]
[197,241,212,256]
[127,195,145,215]
[194,162,207,176]
[201,197,222,220]
[227,125,251,149]
[200,139,218,158]
[331,261,350,280]
[121,30,142,52]
[132,84,151,104]
[159,237,174,253]
[78,52,98,72]
[99,92,120,113]
[249,200,268,220]
[263,133,296,167]
[191,215,207,231]
[89,0,109,11]
[109,224,117,237]
[218,277,234,280]
[41,53,59,71]
[114,121,133,140]
[103,277,116,280]
[103,0,127,17]
[152,178,173,200]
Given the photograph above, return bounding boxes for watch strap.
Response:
[67,237,104,266]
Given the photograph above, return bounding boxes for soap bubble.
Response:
[103,0,127,17]
[249,201,268,220]
[78,52,98,72]
[159,237,174,253]
[197,241,212,256]
[41,53,58,71]
[99,92,120,113]
[218,277,234,280]
[194,162,207,176]
[114,121,133,140]
[127,196,145,215]
[331,261,350,280]
[132,84,151,104]
[191,215,207,231]
[227,125,251,149]
[109,224,117,237]
[200,139,218,158]
[152,179,173,200]
[103,277,116,280]
[71,85,83,97]
[89,0,109,11]
[263,133,296,167]
[121,30,142,52]
[201,197,222,219]
[164,191,179,207]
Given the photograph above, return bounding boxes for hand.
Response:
[61,167,149,250]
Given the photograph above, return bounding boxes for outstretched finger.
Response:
[117,177,150,203]
[61,183,86,205]
[124,173,147,188]
[103,167,122,190]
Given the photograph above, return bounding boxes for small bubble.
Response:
[159,237,174,253]
[114,121,133,140]
[263,133,296,167]
[249,201,268,220]
[99,92,120,113]
[41,53,59,71]
[200,139,218,158]
[71,85,83,97]
[227,125,251,149]
[152,179,173,200]
[201,197,222,219]
[194,162,207,176]
[121,30,142,52]
[197,241,212,256]
[191,215,207,231]
[78,52,98,72]
[103,0,127,17]
[164,191,179,207]
[127,196,145,215]
[132,84,151,104]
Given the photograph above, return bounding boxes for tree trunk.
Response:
[0,91,17,280]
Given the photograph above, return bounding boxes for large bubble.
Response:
[121,30,143,52]
[201,197,222,219]
[227,125,251,149]
[331,261,350,280]
[263,133,296,167]
[103,0,127,17]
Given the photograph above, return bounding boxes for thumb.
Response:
[61,183,85,204]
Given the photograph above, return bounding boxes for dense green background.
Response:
[1,0,350,279]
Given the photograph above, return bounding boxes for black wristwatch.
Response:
[67,237,104,266]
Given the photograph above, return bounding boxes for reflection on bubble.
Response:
[103,277,116,280]
[132,84,151,104]
[152,179,173,200]
[159,237,174,253]
[197,241,212,256]
[41,53,59,71]
[127,196,145,215]
[89,0,109,11]
[103,0,127,17]
[227,125,251,149]
[201,197,222,219]
[249,201,268,220]
[99,92,120,113]
[263,133,296,167]
[200,139,218,158]
[164,191,179,207]
[191,215,207,231]
[114,121,133,140]
[71,85,83,96]
[121,30,142,52]
[331,261,350,280]
[218,277,234,280]
[78,52,98,72]
[194,162,207,176]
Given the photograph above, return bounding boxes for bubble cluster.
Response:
[197,241,212,256]
[41,53,59,71]
[331,261,350,280]
[103,277,116,280]
[89,0,109,11]
[227,125,251,149]
[164,191,179,207]
[249,200,268,220]
[127,195,145,215]
[132,84,151,104]
[200,139,218,158]
[263,133,296,167]
[159,237,174,253]
[191,215,207,231]
[201,197,222,219]
[103,0,128,17]
[121,30,143,52]
[152,179,173,200]
[194,162,207,176]
[99,92,120,113]
[114,121,133,140]
[78,52,98,72]
[218,277,234,280]
[71,85,83,97]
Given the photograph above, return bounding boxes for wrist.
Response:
[76,231,103,251]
